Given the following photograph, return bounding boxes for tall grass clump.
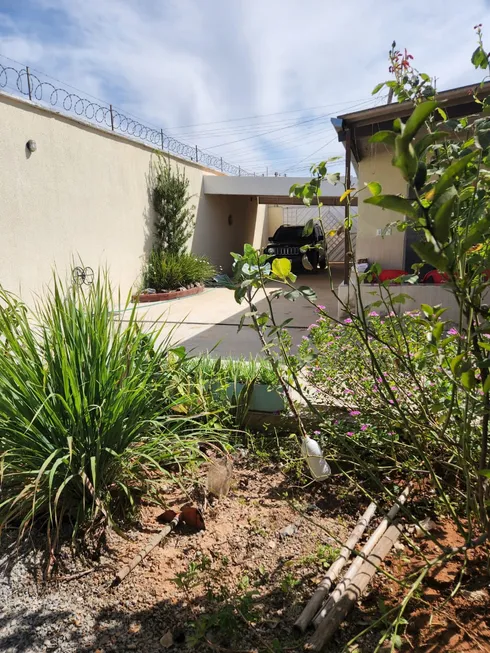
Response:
[0,271,209,543]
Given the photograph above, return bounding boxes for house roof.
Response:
[332,81,490,162]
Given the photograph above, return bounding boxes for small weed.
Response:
[280,572,300,595]
[188,584,260,648]
[172,555,211,592]
[248,517,268,537]
[286,543,340,570]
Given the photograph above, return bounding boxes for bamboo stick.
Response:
[113,515,179,586]
[307,522,403,651]
[313,485,410,627]
[294,502,377,633]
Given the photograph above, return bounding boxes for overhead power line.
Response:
[164,96,385,130]
[204,97,382,151]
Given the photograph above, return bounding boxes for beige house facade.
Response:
[332,82,490,321]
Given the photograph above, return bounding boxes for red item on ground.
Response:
[422,270,448,284]
[377,269,407,282]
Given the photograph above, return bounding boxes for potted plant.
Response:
[222,358,285,413]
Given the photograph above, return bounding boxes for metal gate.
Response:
[283,205,357,263]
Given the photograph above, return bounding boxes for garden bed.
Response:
[1,457,488,653]
[134,284,204,303]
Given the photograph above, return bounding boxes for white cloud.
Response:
[2,0,490,174]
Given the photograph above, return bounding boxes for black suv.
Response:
[264,224,327,270]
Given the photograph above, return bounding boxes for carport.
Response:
[138,174,354,356]
[193,175,357,275]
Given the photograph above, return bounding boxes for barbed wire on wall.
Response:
[0,61,254,176]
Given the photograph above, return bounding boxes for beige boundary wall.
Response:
[0,93,267,302]
[337,280,462,323]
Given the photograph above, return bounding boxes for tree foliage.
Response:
[152,153,195,255]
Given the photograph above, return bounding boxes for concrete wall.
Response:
[357,150,407,269]
[203,175,344,198]
[267,206,283,238]
[0,93,251,301]
[337,281,462,322]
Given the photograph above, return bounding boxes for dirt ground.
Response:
[1,456,489,653]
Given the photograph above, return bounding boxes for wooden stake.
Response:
[112,516,179,586]
[313,485,410,627]
[294,502,377,633]
[307,522,403,651]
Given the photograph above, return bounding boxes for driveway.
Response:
[121,269,342,357]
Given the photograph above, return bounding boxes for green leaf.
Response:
[461,369,476,390]
[420,303,434,317]
[432,321,444,342]
[391,293,412,304]
[393,136,418,181]
[372,82,385,95]
[478,468,490,478]
[461,214,490,252]
[475,117,490,150]
[326,172,341,185]
[484,375,490,394]
[414,132,448,157]
[364,195,419,219]
[434,151,479,197]
[402,100,439,141]
[458,186,475,202]
[412,241,448,272]
[433,192,457,244]
[366,181,382,196]
[450,353,466,376]
[436,107,448,121]
[284,289,301,301]
[369,131,396,146]
[297,286,317,302]
[471,46,488,70]
[302,219,314,237]
[272,258,292,280]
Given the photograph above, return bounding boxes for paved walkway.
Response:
[120,270,342,357]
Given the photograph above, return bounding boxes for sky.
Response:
[1,0,490,176]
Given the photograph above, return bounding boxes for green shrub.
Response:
[0,271,214,541]
[144,250,216,291]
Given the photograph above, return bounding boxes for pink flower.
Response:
[369,311,379,317]
[448,328,458,336]
[308,323,319,330]
[313,430,321,435]
[344,318,353,324]
[316,305,326,311]
[302,335,309,340]
[346,431,354,437]
[350,410,361,416]
[360,424,368,431]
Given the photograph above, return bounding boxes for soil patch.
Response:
[1,459,489,652]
